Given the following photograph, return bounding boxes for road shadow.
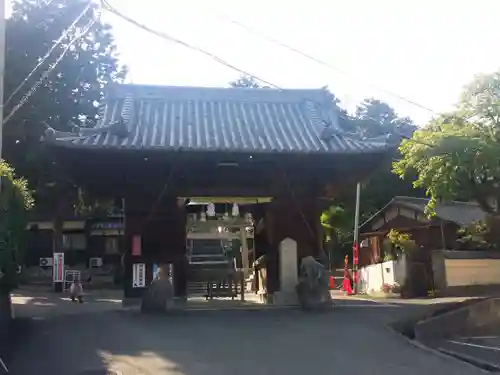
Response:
[7,298,479,375]
[11,289,123,319]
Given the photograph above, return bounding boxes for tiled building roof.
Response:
[360,196,486,231]
[46,84,393,155]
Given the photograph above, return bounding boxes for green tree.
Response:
[321,205,352,267]
[3,0,126,192]
[0,161,34,319]
[351,98,416,138]
[322,99,421,266]
[393,70,500,217]
[229,75,266,88]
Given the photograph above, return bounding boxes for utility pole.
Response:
[0,3,7,375]
[0,0,5,195]
[352,182,361,294]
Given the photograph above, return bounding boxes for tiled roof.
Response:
[47,84,393,154]
[360,196,486,231]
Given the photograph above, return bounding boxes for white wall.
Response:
[357,257,407,294]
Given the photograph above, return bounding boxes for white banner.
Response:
[132,263,146,288]
[53,253,64,282]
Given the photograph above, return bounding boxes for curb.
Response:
[384,324,490,373]
[121,304,301,313]
[436,347,500,373]
[414,297,492,342]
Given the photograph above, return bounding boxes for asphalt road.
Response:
[6,299,487,375]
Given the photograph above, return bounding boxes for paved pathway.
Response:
[6,290,487,375]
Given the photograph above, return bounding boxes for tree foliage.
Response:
[456,221,490,250]
[351,98,415,138]
[393,70,500,216]
[3,0,126,192]
[381,229,417,261]
[229,75,267,88]
[0,160,34,291]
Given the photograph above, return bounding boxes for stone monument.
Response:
[296,256,332,311]
[274,237,299,305]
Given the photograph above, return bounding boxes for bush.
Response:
[0,160,33,291]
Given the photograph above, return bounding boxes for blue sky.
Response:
[11,0,500,125]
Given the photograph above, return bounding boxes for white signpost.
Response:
[53,252,64,283]
[132,263,146,288]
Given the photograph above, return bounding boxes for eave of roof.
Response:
[43,84,397,155]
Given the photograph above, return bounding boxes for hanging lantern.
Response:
[207,203,216,217]
[223,212,230,221]
[231,203,240,217]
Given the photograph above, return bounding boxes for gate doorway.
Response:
[185,206,261,306]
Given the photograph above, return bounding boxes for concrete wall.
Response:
[445,258,500,286]
[415,297,500,343]
[357,257,407,294]
[432,250,500,296]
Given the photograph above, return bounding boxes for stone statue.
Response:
[296,256,332,311]
[141,265,175,313]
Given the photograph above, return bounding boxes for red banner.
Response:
[132,235,142,256]
[353,241,359,266]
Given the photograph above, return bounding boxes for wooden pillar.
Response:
[123,196,144,300]
[52,184,71,293]
[123,193,187,301]
[265,185,321,297]
[52,199,64,293]
[240,226,249,277]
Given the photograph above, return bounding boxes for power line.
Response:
[2,2,100,125]
[4,0,95,108]
[196,5,439,115]
[36,1,432,150]
[101,0,280,89]
[88,2,436,148]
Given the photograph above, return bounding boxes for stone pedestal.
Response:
[141,275,174,313]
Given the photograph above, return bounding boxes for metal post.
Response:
[0,0,6,195]
[352,182,361,294]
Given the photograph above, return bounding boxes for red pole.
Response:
[342,254,353,295]
[353,240,359,288]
